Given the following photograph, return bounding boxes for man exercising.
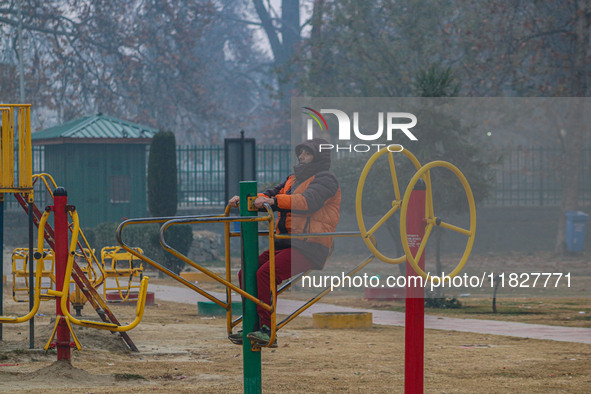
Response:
[228,137,341,347]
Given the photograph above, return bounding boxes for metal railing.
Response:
[6,145,589,210]
[176,145,292,207]
[484,146,591,206]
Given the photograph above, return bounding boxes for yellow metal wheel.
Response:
[355,146,423,264]
[399,161,476,282]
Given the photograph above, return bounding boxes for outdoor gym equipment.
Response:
[11,248,55,302]
[0,103,475,392]
[0,249,45,324]
[100,246,145,302]
[10,173,145,309]
[32,173,107,291]
[357,147,476,393]
[400,161,476,283]
[1,104,140,352]
[37,204,149,337]
[115,145,476,393]
[356,145,423,264]
[116,205,280,335]
[0,104,34,344]
[356,145,476,275]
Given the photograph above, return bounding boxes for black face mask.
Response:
[293,162,315,182]
[293,154,331,182]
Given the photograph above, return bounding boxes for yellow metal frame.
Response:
[113,148,476,348]
[11,247,56,302]
[116,212,240,307]
[159,206,278,344]
[0,261,44,323]
[0,104,33,195]
[115,208,279,347]
[158,205,374,349]
[32,173,106,289]
[399,160,477,283]
[100,246,144,302]
[355,146,425,264]
[41,208,149,332]
[0,215,48,323]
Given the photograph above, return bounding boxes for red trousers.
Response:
[238,248,315,328]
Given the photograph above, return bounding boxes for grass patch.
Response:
[354,296,590,327]
[454,304,544,316]
[412,297,590,326]
[114,373,147,381]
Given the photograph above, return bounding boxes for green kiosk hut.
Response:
[32,113,157,227]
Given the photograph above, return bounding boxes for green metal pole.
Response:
[240,181,261,394]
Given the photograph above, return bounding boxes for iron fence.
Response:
[4,145,590,210]
[176,145,293,207]
[177,145,225,207]
[256,145,293,190]
[484,146,591,206]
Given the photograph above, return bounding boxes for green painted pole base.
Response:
[197,301,242,317]
[240,181,261,394]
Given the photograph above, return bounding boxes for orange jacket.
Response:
[262,171,341,267]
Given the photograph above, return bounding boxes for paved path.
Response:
[149,284,591,345]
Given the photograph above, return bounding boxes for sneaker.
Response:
[228,330,243,345]
[246,325,277,348]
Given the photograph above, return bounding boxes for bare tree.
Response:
[297,0,590,254]
[0,0,268,142]
[251,0,301,105]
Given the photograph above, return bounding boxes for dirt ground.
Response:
[1,284,590,393]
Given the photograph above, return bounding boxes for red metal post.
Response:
[405,179,426,394]
[53,187,70,361]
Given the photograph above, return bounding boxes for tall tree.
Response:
[0,0,267,143]
[248,0,302,142]
[299,0,590,254]
[298,0,456,97]
[461,0,590,252]
[251,0,300,104]
[147,130,192,275]
[148,131,178,217]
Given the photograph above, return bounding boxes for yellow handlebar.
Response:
[0,208,53,323]
[57,210,149,332]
